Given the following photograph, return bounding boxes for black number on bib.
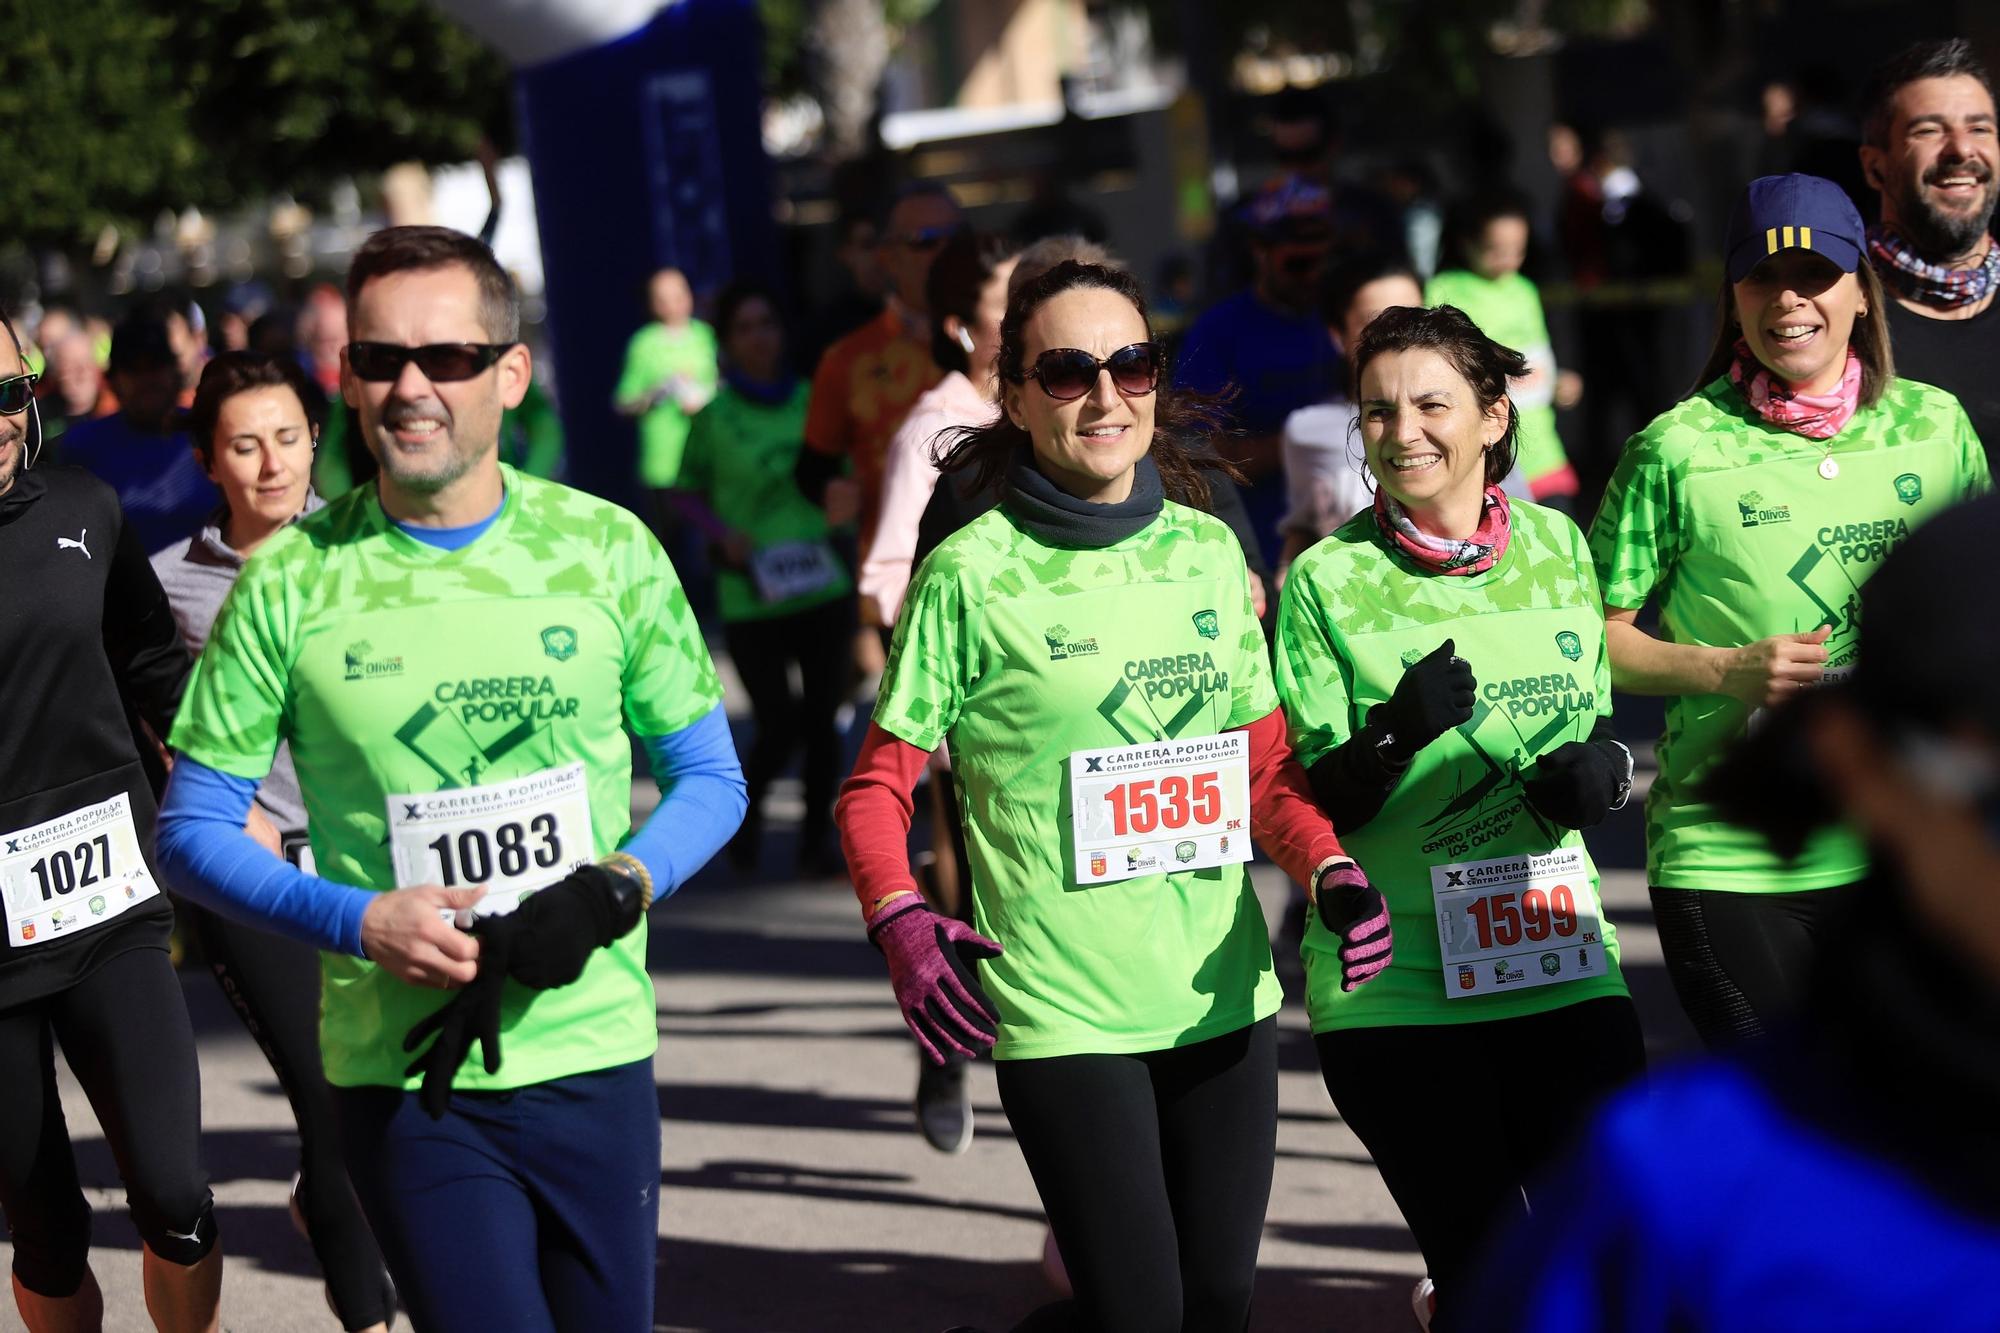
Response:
[429,822,557,886]
[496,823,528,877]
[32,851,76,900]
[529,813,562,868]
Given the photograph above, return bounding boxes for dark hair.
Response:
[1861,38,1996,148]
[1438,188,1533,272]
[934,260,1235,509]
[1693,262,1895,407]
[106,310,178,375]
[926,231,1017,377]
[1348,304,1525,486]
[1321,252,1422,328]
[711,280,785,359]
[345,225,520,342]
[875,181,961,233]
[189,351,321,463]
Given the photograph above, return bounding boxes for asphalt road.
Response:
[0,701,1695,1333]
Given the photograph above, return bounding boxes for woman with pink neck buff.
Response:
[1275,303,1645,1332]
[1591,173,1990,1052]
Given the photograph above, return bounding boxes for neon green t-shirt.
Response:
[873,501,1280,1059]
[1591,376,1991,892]
[169,465,724,1088]
[617,320,719,488]
[677,383,852,623]
[1426,269,1570,489]
[1276,500,1628,1031]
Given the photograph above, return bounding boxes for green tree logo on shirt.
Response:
[541,625,578,662]
[1894,472,1923,506]
[1191,609,1220,641]
[1555,630,1583,662]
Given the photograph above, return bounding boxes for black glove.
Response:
[402,939,512,1120]
[399,864,647,1119]
[494,863,647,991]
[1369,639,1476,763]
[1522,740,1631,830]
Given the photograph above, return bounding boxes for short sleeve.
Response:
[1272,555,1357,769]
[1222,533,1279,727]
[677,402,716,497]
[613,329,653,404]
[1573,526,1615,720]
[1589,433,1679,611]
[1953,402,1993,498]
[169,556,293,781]
[872,556,969,751]
[616,518,725,736]
[803,341,854,460]
[690,323,721,393]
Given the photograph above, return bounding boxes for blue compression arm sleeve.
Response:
[155,758,374,956]
[625,704,747,900]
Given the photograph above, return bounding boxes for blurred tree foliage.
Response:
[0,0,511,246]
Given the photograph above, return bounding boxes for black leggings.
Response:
[722,597,849,849]
[0,947,216,1296]
[1650,882,1862,1047]
[1315,997,1644,1331]
[185,901,391,1331]
[995,1017,1277,1333]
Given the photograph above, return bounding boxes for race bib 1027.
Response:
[1,793,159,949]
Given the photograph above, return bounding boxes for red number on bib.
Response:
[1490,892,1523,946]
[1128,781,1160,833]
[1522,887,1551,941]
[1549,884,1579,937]
[1190,772,1221,823]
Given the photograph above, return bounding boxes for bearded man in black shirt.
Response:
[1859,38,2000,463]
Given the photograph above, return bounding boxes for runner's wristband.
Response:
[599,851,654,910]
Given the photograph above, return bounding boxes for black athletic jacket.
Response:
[0,466,190,1007]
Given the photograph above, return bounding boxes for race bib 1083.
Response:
[388,763,595,919]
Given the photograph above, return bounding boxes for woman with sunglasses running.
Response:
[0,311,224,1331]
[1275,304,1644,1332]
[839,260,1388,1333]
[151,352,394,1333]
[1592,175,1990,1045]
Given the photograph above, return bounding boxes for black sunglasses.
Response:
[347,342,517,383]
[0,373,36,415]
[1017,343,1163,402]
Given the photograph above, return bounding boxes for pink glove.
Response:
[867,898,1004,1064]
[1315,862,1393,991]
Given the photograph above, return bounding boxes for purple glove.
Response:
[1315,862,1392,992]
[866,898,1004,1064]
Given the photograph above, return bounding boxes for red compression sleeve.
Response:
[836,723,932,922]
[1245,708,1351,891]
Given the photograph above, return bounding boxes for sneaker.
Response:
[1411,1276,1436,1331]
[915,1055,973,1154]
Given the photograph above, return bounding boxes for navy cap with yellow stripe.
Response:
[1724,173,1867,283]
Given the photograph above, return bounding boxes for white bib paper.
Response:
[1430,845,1607,998]
[2,794,159,949]
[1069,733,1252,885]
[388,763,595,918]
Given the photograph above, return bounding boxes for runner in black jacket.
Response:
[0,313,223,1332]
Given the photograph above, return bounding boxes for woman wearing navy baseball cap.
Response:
[1589,173,1992,1046]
